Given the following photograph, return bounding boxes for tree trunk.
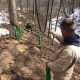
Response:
[33,0,36,18]
[7,0,18,26]
[19,0,23,12]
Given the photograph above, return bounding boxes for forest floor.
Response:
[0,27,80,80]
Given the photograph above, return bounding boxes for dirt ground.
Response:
[0,30,80,80]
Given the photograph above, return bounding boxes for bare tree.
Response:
[19,0,23,11]
[7,0,18,26]
[33,0,36,18]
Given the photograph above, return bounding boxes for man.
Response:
[47,18,80,80]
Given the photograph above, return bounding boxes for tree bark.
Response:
[7,0,18,26]
[19,0,23,11]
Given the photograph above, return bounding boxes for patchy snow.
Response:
[0,10,10,24]
[17,12,26,20]
[69,8,80,36]
[75,27,80,36]
[47,16,63,33]
[0,28,10,37]
[70,9,80,20]
[18,12,25,18]
[47,8,80,36]
[17,8,21,11]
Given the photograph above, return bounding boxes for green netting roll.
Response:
[15,31,19,40]
[25,21,28,27]
[46,64,51,80]
[13,26,17,35]
[38,32,43,46]
[13,26,19,40]
[19,27,24,36]
[26,31,28,40]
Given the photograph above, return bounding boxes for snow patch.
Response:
[75,27,80,36]
[0,10,10,24]
[0,28,9,37]
[47,16,63,33]
[47,8,80,36]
